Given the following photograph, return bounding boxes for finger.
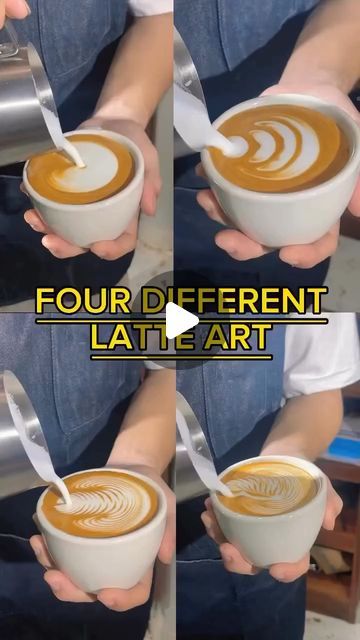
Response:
[220,542,257,575]
[279,222,339,268]
[97,568,153,612]
[158,499,176,565]
[141,179,158,216]
[201,498,226,546]
[29,535,54,569]
[195,163,207,180]
[90,218,138,260]
[215,229,268,260]
[269,553,310,583]
[322,481,343,531]
[197,190,229,226]
[5,0,30,20]
[44,570,96,603]
[0,1,5,28]
[41,234,88,259]
[348,179,360,217]
[141,147,162,216]
[24,210,49,234]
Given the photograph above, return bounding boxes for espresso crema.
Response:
[209,104,350,193]
[41,470,158,538]
[27,133,135,205]
[218,461,318,516]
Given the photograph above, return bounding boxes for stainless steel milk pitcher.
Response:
[0,20,59,165]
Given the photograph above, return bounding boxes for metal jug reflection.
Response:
[0,371,46,499]
[0,20,59,166]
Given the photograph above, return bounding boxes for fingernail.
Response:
[32,543,40,557]
[24,1,32,15]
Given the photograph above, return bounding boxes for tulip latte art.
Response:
[27,133,135,205]
[209,105,350,193]
[218,461,318,516]
[42,470,158,538]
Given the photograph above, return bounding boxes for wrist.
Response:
[260,442,312,461]
[93,100,150,129]
[280,66,354,95]
[106,450,167,476]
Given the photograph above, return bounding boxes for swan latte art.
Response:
[209,104,350,193]
[27,133,135,205]
[218,461,318,516]
[41,470,158,538]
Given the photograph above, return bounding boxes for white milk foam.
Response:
[41,105,85,168]
[226,467,312,515]
[244,116,320,180]
[55,474,151,534]
[53,142,118,192]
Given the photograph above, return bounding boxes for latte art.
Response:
[218,461,318,516]
[209,105,350,193]
[42,470,158,538]
[27,133,135,205]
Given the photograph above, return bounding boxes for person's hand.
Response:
[30,465,175,611]
[201,477,342,582]
[197,83,360,268]
[0,0,30,27]
[24,118,161,260]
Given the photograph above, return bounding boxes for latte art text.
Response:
[218,461,317,516]
[42,470,158,538]
[209,104,349,193]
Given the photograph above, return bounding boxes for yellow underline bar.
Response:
[90,355,273,360]
[36,318,328,324]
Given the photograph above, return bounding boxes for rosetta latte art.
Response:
[209,104,349,193]
[218,461,317,516]
[41,470,158,538]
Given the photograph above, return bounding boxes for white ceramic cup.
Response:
[201,94,360,248]
[36,467,167,593]
[23,129,144,248]
[211,455,327,568]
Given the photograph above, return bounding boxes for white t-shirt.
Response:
[284,313,360,398]
[129,1,173,16]
[148,313,360,397]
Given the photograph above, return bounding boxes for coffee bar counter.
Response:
[307,452,360,622]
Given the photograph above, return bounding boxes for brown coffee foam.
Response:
[27,133,135,205]
[209,104,350,193]
[41,470,158,538]
[218,461,317,516]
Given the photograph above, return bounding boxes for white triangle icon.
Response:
[166,302,199,339]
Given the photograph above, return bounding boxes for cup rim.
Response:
[23,128,145,210]
[211,454,326,522]
[201,93,360,201]
[36,467,167,544]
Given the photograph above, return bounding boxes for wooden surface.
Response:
[306,456,360,623]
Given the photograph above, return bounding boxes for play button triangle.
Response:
[165,302,199,339]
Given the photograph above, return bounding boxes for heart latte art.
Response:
[218,461,318,516]
[27,133,135,205]
[41,470,158,538]
[209,105,350,193]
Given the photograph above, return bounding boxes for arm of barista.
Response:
[107,368,175,475]
[280,0,360,93]
[261,389,343,461]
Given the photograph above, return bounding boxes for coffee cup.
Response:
[23,129,144,248]
[211,455,327,567]
[201,94,360,248]
[36,467,167,593]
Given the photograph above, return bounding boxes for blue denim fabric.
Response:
[175,0,319,79]
[176,328,305,639]
[0,316,149,636]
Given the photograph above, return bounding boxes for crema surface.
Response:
[209,105,350,193]
[27,134,135,205]
[218,461,317,516]
[42,470,158,538]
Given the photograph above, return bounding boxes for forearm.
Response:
[93,14,172,128]
[261,390,343,460]
[281,0,360,92]
[107,369,175,474]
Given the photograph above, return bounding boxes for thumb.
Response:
[5,0,31,19]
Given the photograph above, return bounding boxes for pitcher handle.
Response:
[0,19,19,58]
